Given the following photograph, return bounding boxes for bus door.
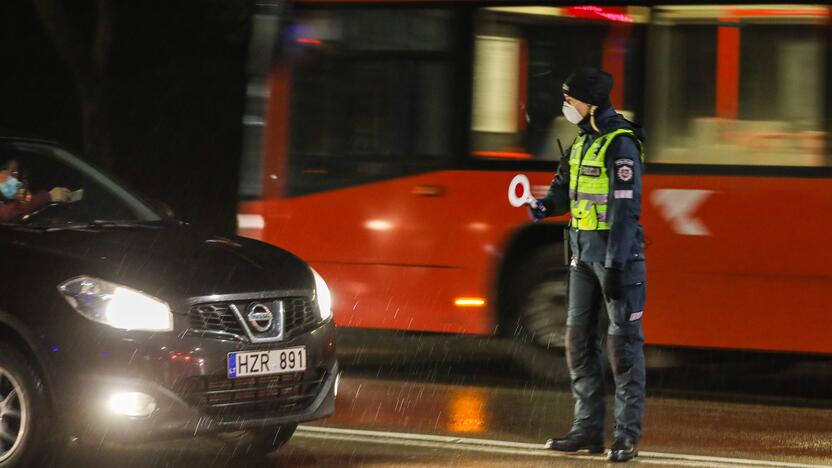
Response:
[254,7,478,332]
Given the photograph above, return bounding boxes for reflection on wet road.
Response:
[53,330,832,467]
[312,373,832,466]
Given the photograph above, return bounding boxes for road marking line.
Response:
[296,425,828,468]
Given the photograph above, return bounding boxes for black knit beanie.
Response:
[562,68,613,107]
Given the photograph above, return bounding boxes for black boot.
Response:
[607,437,638,462]
[544,431,604,454]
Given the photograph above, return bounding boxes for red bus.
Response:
[238,3,832,355]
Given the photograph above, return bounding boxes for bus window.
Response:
[470,6,648,161]
[284,9,456,197]
[647,5,830,167]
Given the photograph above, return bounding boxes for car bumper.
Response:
[52,319,338,442]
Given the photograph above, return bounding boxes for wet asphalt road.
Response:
[53,329,832,467]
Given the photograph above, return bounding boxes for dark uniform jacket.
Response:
[540,105,646,272]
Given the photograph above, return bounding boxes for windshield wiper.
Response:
[39,220,166,232]
[89,220,164,228]
[0,222,49,232]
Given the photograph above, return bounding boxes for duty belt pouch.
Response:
[572,199,598,230]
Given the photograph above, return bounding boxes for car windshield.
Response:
[0,141,163,228]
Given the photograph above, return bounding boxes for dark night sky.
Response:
[0,0,252,234]
[0,0,83,147]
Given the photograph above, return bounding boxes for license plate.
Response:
[227,347,306,379]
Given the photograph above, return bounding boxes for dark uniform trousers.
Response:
[566,260,646,443]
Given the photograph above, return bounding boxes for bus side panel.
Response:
[641,174,832,354]
[238,170,550,335]
[307,262,492,334]
[240,169,832,355]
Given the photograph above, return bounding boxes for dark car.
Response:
[0,136,339,466]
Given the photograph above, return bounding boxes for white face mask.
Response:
[562,102,583,125]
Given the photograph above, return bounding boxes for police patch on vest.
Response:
[580,166,601,177]
[616,165,634,183]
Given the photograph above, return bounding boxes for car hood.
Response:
[4,225,315,311]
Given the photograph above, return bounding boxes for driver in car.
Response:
[0,158,73,222]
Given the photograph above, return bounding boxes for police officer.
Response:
[528,68,647,463]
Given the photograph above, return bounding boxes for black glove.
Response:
[527,198,552,221]
[603,267,624,301]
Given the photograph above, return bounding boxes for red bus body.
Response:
[239,2,832,355]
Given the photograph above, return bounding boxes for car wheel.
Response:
[221,423,297,458]
[0,343,51,468]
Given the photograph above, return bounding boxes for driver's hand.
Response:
[49,187,72,203]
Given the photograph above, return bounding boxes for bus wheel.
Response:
[507,244,569,349]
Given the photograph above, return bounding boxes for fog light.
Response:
[334,372,341,398]
[109,392,157,417]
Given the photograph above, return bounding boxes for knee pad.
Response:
[566,326,600,372]
[607,334,633,376]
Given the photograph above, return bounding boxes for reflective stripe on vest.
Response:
[568,128,643,231]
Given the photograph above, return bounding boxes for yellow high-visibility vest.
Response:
[568,128,643,231]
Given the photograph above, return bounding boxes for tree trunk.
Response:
[31,0,252,235]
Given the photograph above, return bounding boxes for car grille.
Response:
[188,304,246,337]
[284,297,319,333]
[179,368,327,418]
[187,297,319,341]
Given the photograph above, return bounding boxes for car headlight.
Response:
[58,276,173,332]
[311,268,333,322]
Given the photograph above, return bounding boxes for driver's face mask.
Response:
[0,176,22,199]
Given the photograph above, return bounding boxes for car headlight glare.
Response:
[59,276,173,332]
[311,268,333,322]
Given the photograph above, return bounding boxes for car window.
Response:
[0,142,161,226]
